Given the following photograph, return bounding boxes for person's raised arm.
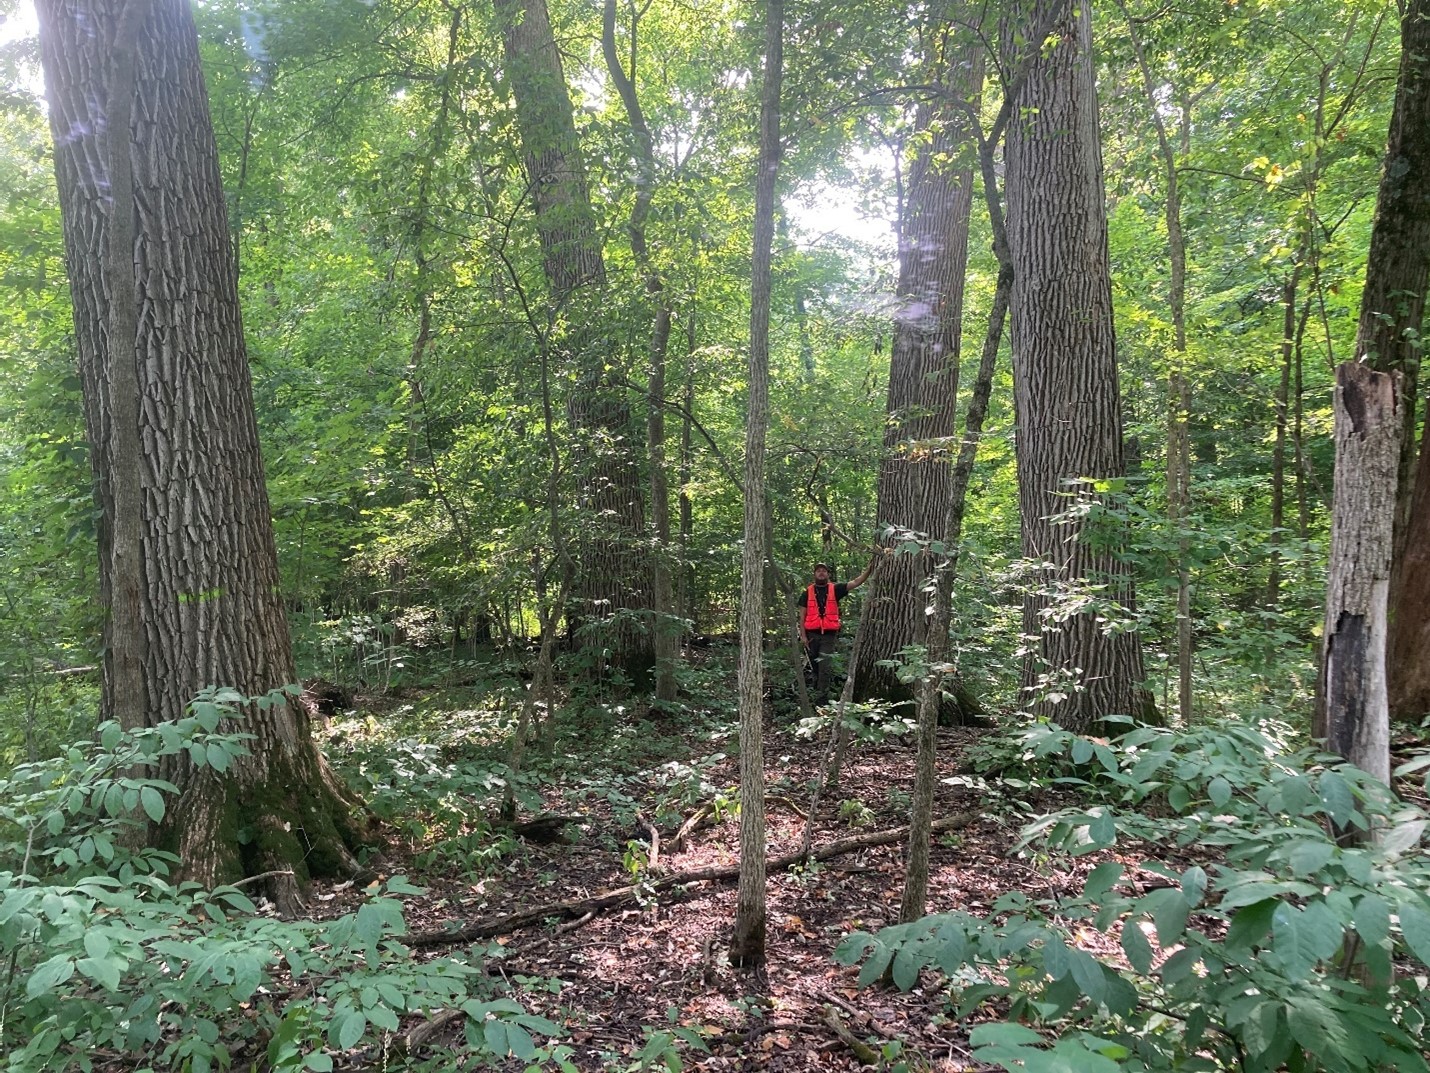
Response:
[846,553,880,591]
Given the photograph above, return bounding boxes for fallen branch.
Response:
[821,1005,880,1064]
[404,811,978,948]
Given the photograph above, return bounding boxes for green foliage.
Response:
[0,695,559,1071]
[837,722,1430,1073]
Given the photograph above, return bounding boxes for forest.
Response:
[0,0,1428,1068]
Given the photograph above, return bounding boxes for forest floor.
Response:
[312,648,1195,1073]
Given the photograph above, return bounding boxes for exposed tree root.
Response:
[404,811,977,948]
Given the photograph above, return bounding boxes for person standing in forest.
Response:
[799,560,874,703]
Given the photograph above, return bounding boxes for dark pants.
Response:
[805,630,840,701]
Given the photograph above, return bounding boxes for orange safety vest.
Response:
[804,584,841,631]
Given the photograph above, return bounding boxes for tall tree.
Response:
[1330,0,1430,747]
[730,0,783,971]
[602,0,680,703]
[35,0,362,906]
[497,0,655,684]
[1376,0,1430,726]
[1002,0,1150,730]
[854,7,981,721]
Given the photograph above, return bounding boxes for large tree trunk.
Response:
[1390,418,1430,723]
[730,0,782,971]
[854,18,981,721]
[1002,0,1151,731]
[498,0,654,685]
[1377,0,1430,725]
[1318,364,1400,784]
[602,0,680,703]
[36,0,363,904]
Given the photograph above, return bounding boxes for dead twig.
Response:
[404,812,978,948]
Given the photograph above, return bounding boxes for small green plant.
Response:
[622,1008,711,1072]
[837,797,875,828]
[0,690,561,1072]
[835,721,1430,1073]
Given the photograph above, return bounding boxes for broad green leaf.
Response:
[1354,893,1391,945]
[334,1009,365,1051]
[1208,776,1232,808]
[1397,900,1430,968]
[26,955,75,998]
[1381,819,1427,856]
[1319,771,1355,827]
[1084,861,1122,900]
[969,1023,1044,1047]
[891,946,920,991]
[139,785,165,823]
[1121,921,1153,974]
[483,1017,508,1055]
[1285,839,1334,877]
[1225,898,1278,951]
[75,956,121,991]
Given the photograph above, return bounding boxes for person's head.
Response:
[813,562,831,583]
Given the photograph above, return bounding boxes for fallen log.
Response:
[404,810,978,948]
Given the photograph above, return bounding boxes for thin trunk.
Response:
[678,311,697,632]
[1003,0,1150,730]
[1268,269,1299,609]
[1121,4,1193,723]
[730,0,782,971]
[405,8,463,474]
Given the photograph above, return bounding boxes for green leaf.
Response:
[304,1054,334,1072]
[1285,839,1334,877]
[1225,898,1278,951]
[1354,894,1391,945]
[1084,862,1122,900]
[505,1023,536,1060]
[1071,738,1093,765]
[832,932,876,966]
[27,955,75,998]
[1208,776,1232,808]
[76,956,121,991]
[1398,900,1430,968]
[1319,771,1355,827]
[1287,995,1351,1066]
[139,784,166,823]
[1121,921,1153,974]
[1381,818,1426,856]
[1142,888,1188,946]
[206,742,232,773]
[334,1009,366,1051]
[969,1023,1044,1047]
[1168,783,1192,813]
[891,946,920,991]
[483,1017,508,1055]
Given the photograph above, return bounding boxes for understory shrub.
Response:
[838,720,1430,1073]
[0,689,559,1071]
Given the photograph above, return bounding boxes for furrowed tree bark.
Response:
[1318,364,1399,785]
[1374,0,1430,726]
[603,0,679,702]
[36,0,364,905]
[1002,0,1151,731]
[498,0,655,685]
[730,0,782,971]
[855,12,981,724]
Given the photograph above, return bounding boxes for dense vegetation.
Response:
[0,0,1427,1068]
